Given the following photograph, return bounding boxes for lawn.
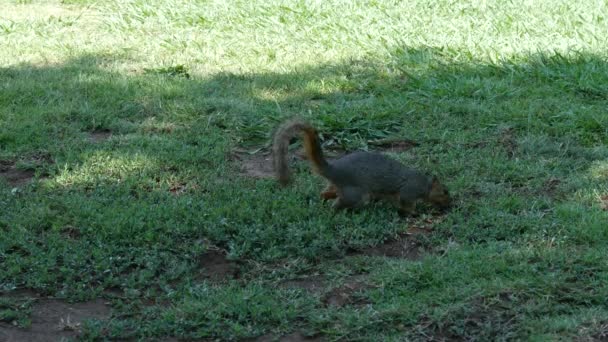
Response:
[1,0,608,340]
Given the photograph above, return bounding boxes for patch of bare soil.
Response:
[361,237,422,259]
[347,215,444,260]
[0,298,111,342]
[414,292,518,341]
[368,138,418,153]
[168,182,188,196]
[101,286,123,298]
[278,333,323,342]
[0,160,35,187]
[406,215,445,235]
[406,226,432,236]
[510,177,563,200]
[251,332,324,342]
[0,289,41,300]
[599,194,608,211]
[322,276,371,308]
[582,320,608,341]
[231,150,275,179]
[60,225,82,239]
[348,233,424,260]
[280,276,325,293]
[499,127,517,158]
[198,249,240,282]
[88,129,112,143]
[0,153,52,187]
[465,140,488,149]
[541,178,561,198]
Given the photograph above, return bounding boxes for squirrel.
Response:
[272,118,451,216]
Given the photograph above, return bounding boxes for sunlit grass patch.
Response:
[53,151,159,187]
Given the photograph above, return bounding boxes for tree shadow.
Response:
[1,48,607,296]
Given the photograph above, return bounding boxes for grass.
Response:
[1,0,608,340]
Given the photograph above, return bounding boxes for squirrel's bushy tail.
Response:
[272,119,329,186]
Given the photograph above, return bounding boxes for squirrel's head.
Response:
[428,176,451,210]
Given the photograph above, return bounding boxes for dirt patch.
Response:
[347,215,445,260]
[0,289,41,300]
[508,176,565,201]
[348,233,424,260]
[277,333,324,341]
[281,276,325,293]
[88,129,112,143]
[0,160,35,187]
[499,127,517,158]
[0,298,111,342]
[60,225,82,239]
[322,276,370,308]
[368,138,418,153]
[231,150,275,179]
[198,249,240,282]
[361,237,422,259]
[406,226,433,235]
[252,332,323,342]
[588,320,608,341]
[381,237,423,259]
[599,194,608,211]
[414,292,518,341]
[102,286,124,298]
[407,215,446,235]
[542,178,561,198]
[0,153,52,187]
[465,140,488,149]
[168,182,188,196]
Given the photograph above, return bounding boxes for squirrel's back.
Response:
[327,151,430,194]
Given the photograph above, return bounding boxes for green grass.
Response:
[1,0,608,340]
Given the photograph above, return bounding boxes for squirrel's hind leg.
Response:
[398,200,416,217]
[320,183,338,201]
[332,187,370,211]
[398,187,420,217]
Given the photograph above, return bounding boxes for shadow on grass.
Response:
[0,49,607,311]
